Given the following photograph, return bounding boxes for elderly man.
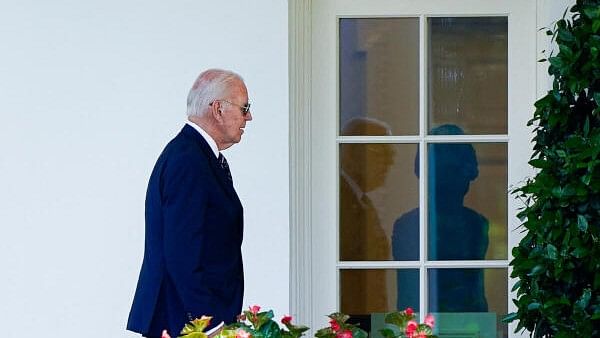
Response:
[127,69,252,338]
[339,117,395,319]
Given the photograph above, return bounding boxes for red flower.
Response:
[282,315,293,325]
[424,314,435,328]
[405,320,418,335]
[329,319,341,332]
[249,305,261,315]
[405,307,414,317]
[336,330,353,338]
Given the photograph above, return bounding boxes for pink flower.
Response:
[336,330,353,338]
[405,307,414,317]
[161,330,172,338]
[424,314,435,328]
[405,320,418,335]
[329,319,341,332]
[249,305,261,315]
[236,328,252,338]
[281,315,293,325]
[415,333,426,338]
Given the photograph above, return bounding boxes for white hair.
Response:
[186,69,244,117]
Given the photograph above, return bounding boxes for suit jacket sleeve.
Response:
[161,151,214,317]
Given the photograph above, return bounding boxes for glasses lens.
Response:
[242,103,251,114]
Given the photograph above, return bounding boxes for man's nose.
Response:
[245,111,253,121]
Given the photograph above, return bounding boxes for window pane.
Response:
[428,268,508,338]
[426,139,507,260]
[340,269,419,333]
[339,18,419,136]
[340,143,419,261]
[428,17,508,134]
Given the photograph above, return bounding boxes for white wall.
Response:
[0,1,289,337]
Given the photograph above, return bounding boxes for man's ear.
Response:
[210,100,224,122]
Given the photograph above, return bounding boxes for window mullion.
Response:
[419,13,427,323]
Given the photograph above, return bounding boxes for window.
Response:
[294,1,536,337]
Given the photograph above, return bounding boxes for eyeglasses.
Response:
[210,99,251,115]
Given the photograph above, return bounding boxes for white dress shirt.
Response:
[186,121,219,158]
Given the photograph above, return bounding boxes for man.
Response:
[339,117,395,319]
[127,69,253,338]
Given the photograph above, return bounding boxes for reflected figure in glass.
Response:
[340,117,395,315]
[392,124,489,312]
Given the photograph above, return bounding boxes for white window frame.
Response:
[288,1,569,337]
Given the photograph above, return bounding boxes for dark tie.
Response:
[218,153,233,183]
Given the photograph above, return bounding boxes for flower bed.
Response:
[161,306,437,338]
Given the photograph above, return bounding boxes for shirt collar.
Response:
[340,170,368,207]
[186,121,219,158]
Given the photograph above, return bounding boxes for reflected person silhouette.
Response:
[340,117,396,316]
[392,124,489,312]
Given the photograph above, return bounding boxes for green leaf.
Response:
[529,159,550,169]
[314,328,333,338]
[548,56,564,69]
[577,214,589,232]
[502,312,518,323]
[183,333,208,338]
[528,302,541,311]
[559,44,574,59]
[512,280,522,292]
[558,28,576,43]
[593,20,600,33]
[582,174,592,185]
[594,92,600,106]
[379,328,396,338]
[584,7,600,19]
[546,244,558,260]
[575,289,591,311]
[528,265,545,276]
[572,246,589,258]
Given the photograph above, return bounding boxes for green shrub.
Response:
[506,1,600,337]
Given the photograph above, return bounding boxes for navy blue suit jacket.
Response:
[127,124,244,337]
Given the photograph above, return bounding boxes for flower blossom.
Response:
[329,319,341,332]
[424,314,435,328]
[281,315,293,325]
[405,307,414,317]
[161,330,172,338]
[405,320,418,335]
[236,328,252,338]
[249,305,261,315]
[336,329,353,338]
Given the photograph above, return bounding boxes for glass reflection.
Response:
[340,118,395,263]
[340,118,420,263]
[426,125,489,262]
[339,18,419,135]
[429,268,508,337]
[393,125,490,263]
[428,17,508,134]
[340,269,419,332]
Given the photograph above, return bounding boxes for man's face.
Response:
[218,81,252,148]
